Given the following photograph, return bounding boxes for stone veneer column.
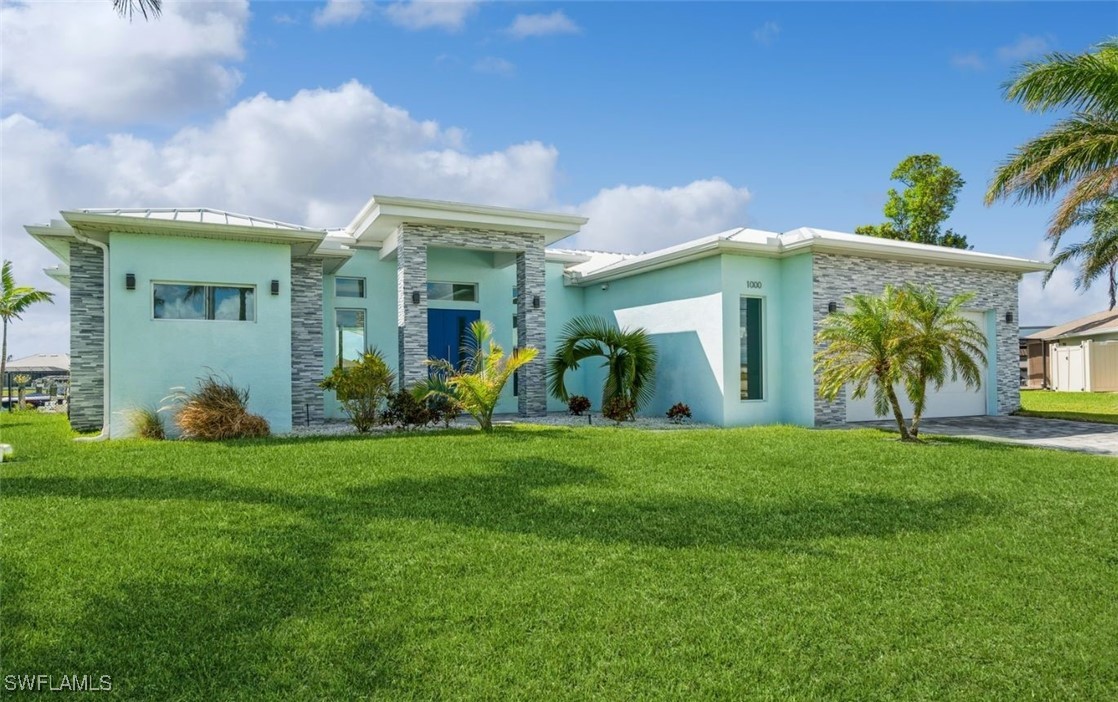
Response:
[291,256,324,427]
[68,242,105,431]
[397,227,428,387]
[811,253,1022,425]
[516,239,547,417]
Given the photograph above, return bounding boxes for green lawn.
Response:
[1020,389,1118,424]
[2,413,1117,700]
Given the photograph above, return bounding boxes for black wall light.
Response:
[271,280,280,296]
[125,273,136,291]
[532,295,540,309]
[1005,310,1014,324]
[412,291,421,305]
[827,301,837,314]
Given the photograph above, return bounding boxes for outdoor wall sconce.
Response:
[1005,311,1014,324]
[828,301,837,314]
[532,295,540,309]
[125,273,136,291]
[271,280,280,296]
[412,291,421,305]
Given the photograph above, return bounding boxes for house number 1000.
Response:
[746,281,763,289]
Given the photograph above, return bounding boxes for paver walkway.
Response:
[847,415,1118,456]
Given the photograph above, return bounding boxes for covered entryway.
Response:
[844,310,990,422]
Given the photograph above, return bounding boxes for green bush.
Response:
[320,349,395,433]
[124,406,166,439]
[381,388,434,430]
[602,395,636,424]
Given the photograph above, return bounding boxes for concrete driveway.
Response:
[847,415,1118,456]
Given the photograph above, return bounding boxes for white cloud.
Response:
[1018,242,1107,326]
[507,11,581,39]
[752,21,780,46]
[2,81,561,357]
[0,0,248,124]
[950,52,986,71]
[997,34,1051,63]
[382,1,477,31]
[570,179,752,253]
[313,0,365,27]
[473,57,516,77]
[274,13,298,25]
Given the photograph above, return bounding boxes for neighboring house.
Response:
[27,196,1048,436]
[3,353,70,388]
[1019,326,1051,389]
[1024,310,1118,392]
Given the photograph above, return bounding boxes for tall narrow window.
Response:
[336,309,366,367]
[740,297,763,400]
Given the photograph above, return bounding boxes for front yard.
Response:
[1019,389,1118,424]
[2,413,1117,699]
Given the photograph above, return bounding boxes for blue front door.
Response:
[428,308,481,369]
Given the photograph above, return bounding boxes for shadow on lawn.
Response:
[2,462,1001,695]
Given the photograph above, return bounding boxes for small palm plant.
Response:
[900,287,987,439]
[816,286,914,440]
[414,319,537,433]
[0,260,55,384]
[548,315,658,416]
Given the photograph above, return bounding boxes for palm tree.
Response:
[815,286,914,440]
[415,319,537,432]
[112,0,162,20]
[985,38,1118,242]
[0,260,55,386]
[547,315,658,413]
[899,287,987,439]
[1047,197,1118,309]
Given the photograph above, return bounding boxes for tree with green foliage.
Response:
[815,285,987,441]
[0,260,55,386]
[1047,198,1118,309]
[986,38,1118,242]
[547,315,658,416]
[856,154,970,249]
[414,320,537,432]
[320,348,396,432]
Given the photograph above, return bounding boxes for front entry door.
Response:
[428,308,481,369]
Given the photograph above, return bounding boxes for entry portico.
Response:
[344,196,587,417]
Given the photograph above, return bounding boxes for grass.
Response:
[1019,389,1118,424]
[2,413,1117,700]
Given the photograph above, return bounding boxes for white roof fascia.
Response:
[347,195,588,246]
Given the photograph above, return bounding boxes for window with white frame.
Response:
[153,283,255,321]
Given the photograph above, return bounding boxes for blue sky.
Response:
[0,1,1112,354]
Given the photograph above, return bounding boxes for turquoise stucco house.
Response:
[28,195,1047,437]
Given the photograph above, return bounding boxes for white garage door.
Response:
[844,311,988,422]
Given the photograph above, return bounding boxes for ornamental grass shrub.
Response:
[162,374,270,440]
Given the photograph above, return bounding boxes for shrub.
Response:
[162,374,270,440]
[567,395,591,416]
[381,388,433,430]
[427,394,461,428]
[666,402,692,424]
[602,395,636,424]
[124,406,166,439]
[320,348,395,433]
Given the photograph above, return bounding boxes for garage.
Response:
[845,311,990,422]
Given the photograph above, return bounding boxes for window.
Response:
[336,277,366,298]
[336,309,366,367]
[740,297,763,400]
[153,283,254,321]
[427,282,478,302]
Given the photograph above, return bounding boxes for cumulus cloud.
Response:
[1018,242,1105,326]
[0,0,248,124]
[383,1,477,31]
[752,21,780,46]
[507,11,581,39]
[950,52,986,71]
[997,34,1052,63]
[473,57,516,77]
[570,179,752,253]
[313,0,365,27]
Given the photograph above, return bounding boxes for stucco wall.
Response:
[69,242,105,431]
[812,253,1021,424]
[107,233,294,436]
